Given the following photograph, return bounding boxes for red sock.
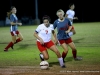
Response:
[15,38,21,44]
[62,51,68,59]
[5,42,13,50]
[72,50,77,58]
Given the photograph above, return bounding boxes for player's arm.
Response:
[33,26,44,44]
[65,11,73,21]
[73,11,78,20]
[65,20,72,33]
[67,26,72,32]
[73,17,78,20]
[53,21,57,29]
[65,14,73,21]
[34,31,44,44]
[10,15,22,26]
[52,30,58,44]
[52,22,58,44]
[34,31,42,41]
[10,22,22,26]
[52,21,57,39]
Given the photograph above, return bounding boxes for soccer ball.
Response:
[40,61,49,70]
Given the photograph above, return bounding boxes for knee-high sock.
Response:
[62,51,68,59]
[15,38,21,44]
[5,42,14,50]
[58,57,64,66]
[72,49,77,58]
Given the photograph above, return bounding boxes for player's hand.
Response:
[65,30,70,34]
[73,17,78,20]
[54,39,58,45]
[39,38,44,45]
[18,23,22,26]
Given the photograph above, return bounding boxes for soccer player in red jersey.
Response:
[34,15,66,68]
[4,6,23,51]
[53,9,82,62]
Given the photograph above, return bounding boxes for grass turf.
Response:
[0,22,100,69]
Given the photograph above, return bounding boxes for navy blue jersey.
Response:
[10,14,18,32]
[53,18,72,40]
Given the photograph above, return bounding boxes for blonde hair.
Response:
[56,9,65,16]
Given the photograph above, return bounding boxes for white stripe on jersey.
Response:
[10,25,13,31]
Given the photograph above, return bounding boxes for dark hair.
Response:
[69,3,74,8]
[7,6,16,19]
[42,15,51,22]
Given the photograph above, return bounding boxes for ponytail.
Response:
[7,6,16,19]
[7,11,12,19]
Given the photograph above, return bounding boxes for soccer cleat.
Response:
[11,45,14,49]
[63,58,65,63]
[4,49,8,52]
[74,57,82,61]
[39,53,44,61]
[61,65,66,68]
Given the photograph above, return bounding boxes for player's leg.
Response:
[4,31,17,51]
[15,31,23,44]
[40,50,49,60]
[59,40,69,62]
[37,41,49,61]
[67,38,82,60]
[47,40,66,68]
[10,31,23,49]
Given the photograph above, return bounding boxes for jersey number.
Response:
[45,30,48,34]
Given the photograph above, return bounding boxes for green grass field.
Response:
[0,22,100,75]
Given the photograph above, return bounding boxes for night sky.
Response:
[0,0,100,23]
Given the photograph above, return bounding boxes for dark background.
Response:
[1,0,100,23]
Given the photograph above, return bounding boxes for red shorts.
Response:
[37,40,54,52]
[59,38,72,44]
[10,30,19,36]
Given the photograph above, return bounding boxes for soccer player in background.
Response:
[34,15,66,68]
[4,6,23,51]
[53,9,82,62]
[65,3,78,36]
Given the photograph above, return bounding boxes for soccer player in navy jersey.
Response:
[53,9,82,62]
[4,6,23,51]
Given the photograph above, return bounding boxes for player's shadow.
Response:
[73,38,84,43]
[0,42,8,44]
[65,56,83,62]
[64,57,73,62]
[49,57,73,67]
[49,61,59,67]
[16,44,35,50]
[49,56,82,67]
